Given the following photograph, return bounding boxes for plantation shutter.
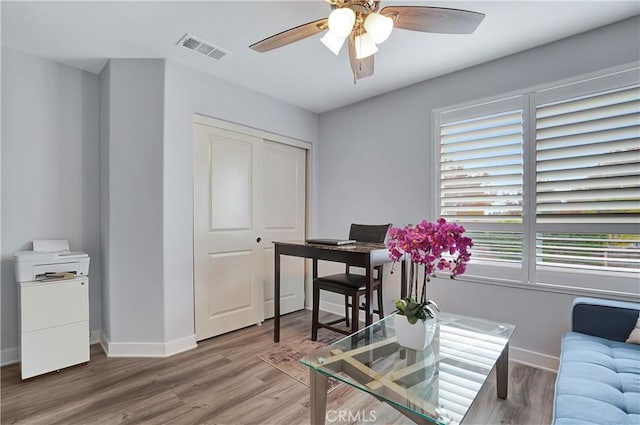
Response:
[438,97,525,268]
[435,68,639,291]
[535,83,640,274]
[536,85,640,224]
[440,110,524,223]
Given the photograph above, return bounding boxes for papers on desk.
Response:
[305,238,356,246]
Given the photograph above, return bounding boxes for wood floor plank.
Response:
[218,376,309,425]
[1,311,556,425]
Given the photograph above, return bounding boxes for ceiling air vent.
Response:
[177,33,230,61]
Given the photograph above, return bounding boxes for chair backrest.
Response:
[348,223,391,243]
[346,224,391,277]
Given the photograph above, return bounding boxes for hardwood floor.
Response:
[1,311,556,425]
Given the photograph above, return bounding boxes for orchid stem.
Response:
[408,261,415,298]
[420,266,427,303]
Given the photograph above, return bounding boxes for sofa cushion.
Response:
[553,332,640,425]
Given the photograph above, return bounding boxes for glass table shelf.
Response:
[300,312,515,425]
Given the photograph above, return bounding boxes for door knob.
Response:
[256,237,262,243]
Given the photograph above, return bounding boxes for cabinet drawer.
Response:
[20,278,89,332]
[21,321,89,379]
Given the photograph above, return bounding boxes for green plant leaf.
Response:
[394,299,407,313]
[404,301,422,318]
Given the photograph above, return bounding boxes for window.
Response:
[434,67,640,295]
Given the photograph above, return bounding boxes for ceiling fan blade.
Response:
[381,6,485,34]
[250,18,328,53]
[348,33,374,82]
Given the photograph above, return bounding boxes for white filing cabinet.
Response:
[20,277,89,379]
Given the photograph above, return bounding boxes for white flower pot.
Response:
[394,313,437,351]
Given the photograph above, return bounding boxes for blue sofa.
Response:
[553,297,640,425]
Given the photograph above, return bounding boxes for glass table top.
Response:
[300,313,515,425]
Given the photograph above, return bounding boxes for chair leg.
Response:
[344,294,350,328]
[377,287,385,319]
[312,284,320,341]
[351,292,360,334]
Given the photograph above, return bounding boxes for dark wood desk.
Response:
[273,241,405,342]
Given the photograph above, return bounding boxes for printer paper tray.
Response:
[34,262,78,279]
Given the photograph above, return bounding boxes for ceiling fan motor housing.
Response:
[332,0,379,15]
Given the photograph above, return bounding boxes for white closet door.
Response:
[194,124,306,341]
[194,124,265,340]
[262,140,306,319]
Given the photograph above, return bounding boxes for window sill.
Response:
[452,273,640,302]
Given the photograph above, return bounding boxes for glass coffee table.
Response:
[300,312,515,425]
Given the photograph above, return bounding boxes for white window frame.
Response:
[432,63,640,298]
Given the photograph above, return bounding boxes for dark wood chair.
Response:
[311,223,391,340]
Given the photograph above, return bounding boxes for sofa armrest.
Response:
[572,297,640,342]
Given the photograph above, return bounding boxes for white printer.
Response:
[14,239,90,282]
[14,239,91,379]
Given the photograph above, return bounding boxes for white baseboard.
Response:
[164,335,199,356]
[314,301,559,372]
[100,333,197,358]
[318,299,371,322]
[510,346,559,372]
[1,347,20,367]
[318,299,345,316]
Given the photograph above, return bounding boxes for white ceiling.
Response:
[2,1,639,113]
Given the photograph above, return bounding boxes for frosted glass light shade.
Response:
[320,31,346,55]
[355,32,378,59]
[328,8,356,38]
[364,12,393,44]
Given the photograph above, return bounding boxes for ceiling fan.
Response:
[249,0,485,83]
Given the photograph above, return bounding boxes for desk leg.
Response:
[496,341,509,399]
[312,258,318,279]
[312,258,319,341]
[365,256,374,328]
[274,245,281,343]
[310,370,328,425]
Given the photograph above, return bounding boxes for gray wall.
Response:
[317,17,640,365]
[0,3,4,365]
[1,47,101,360]
[99,62,111,340]
[0,42,320,356]
[100,59,165,343]
[162,61,318,341]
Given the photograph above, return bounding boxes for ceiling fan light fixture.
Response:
[249,3,486,82]
[354,32,378,59]
[328,7,356,38]
[320,31,346,55]
[364,12,394,44]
